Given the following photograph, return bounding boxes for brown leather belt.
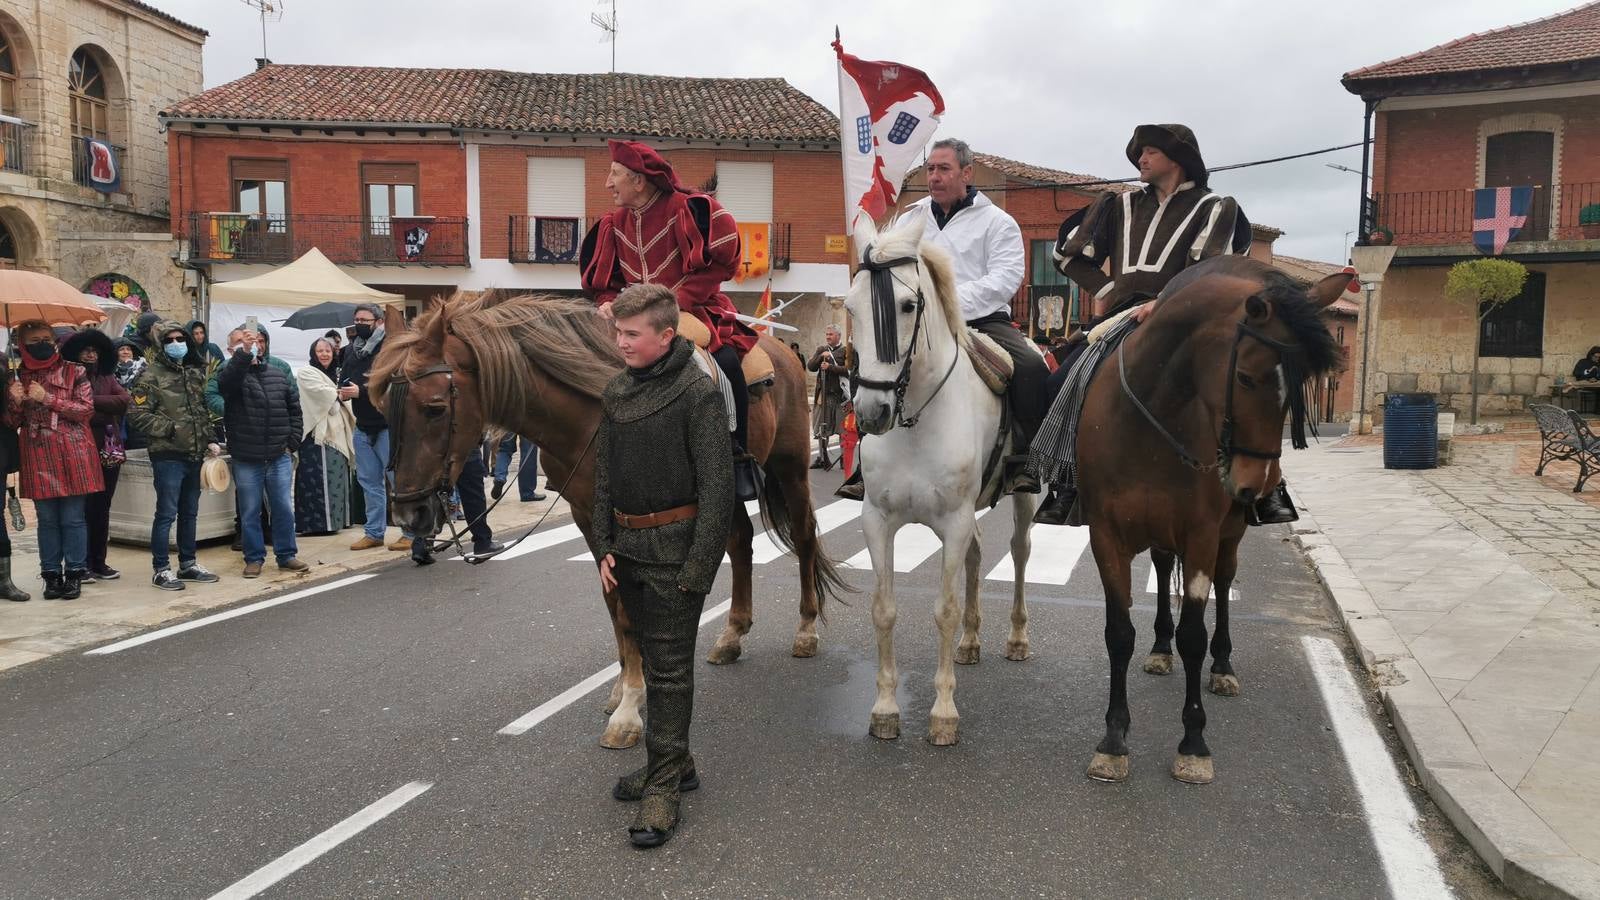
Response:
[614,504,698,529]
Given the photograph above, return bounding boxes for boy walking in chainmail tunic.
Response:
[593,283,735,848]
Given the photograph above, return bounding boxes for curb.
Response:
[1292,512,1600,900]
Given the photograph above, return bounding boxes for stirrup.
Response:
[1247,482,1299,526]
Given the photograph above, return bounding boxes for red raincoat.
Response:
[5,359,103,499]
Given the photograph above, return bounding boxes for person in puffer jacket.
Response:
[215,322,307,578]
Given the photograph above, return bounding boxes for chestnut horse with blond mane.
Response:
[372,291,847,749]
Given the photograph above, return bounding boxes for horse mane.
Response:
[1166,255,1344,376]
[371,291,623,427]
[867,216,967,348]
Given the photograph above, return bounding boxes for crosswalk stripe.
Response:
[984,523,1090,584]
[567,500,762,563]
[492,523,586,562]
[842,508,991,574]
[750,499,861,564]
[1143,562,1241,602]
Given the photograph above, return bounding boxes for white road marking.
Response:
[984,523,1088,584]
[498,598,733,737]
[207,780,433,900]
[1300,636,1453,900]
[566,500,762,563]
[843,508,991,573]
[1144,564,1241,602]
[85,574,378,656]
[493,523,586,562]
[750,499,861,564]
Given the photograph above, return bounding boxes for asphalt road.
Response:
[0,464,1503,899]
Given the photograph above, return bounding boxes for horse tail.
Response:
[755,469,854,622]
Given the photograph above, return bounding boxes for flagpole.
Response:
[833,26,858,359]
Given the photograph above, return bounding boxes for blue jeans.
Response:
[352,428,410,541]
[493,434,541,500]
[234,453,299,565]
[151,458,202,572]
[35,495,88,575]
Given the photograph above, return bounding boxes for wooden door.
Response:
[1485,131,1554,241]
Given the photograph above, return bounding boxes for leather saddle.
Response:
[678,312,774,385]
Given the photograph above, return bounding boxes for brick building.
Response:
[1275,254,1362,421]
[0,0,204,318]
[161,64,850,345]
[1345,1,1600,418]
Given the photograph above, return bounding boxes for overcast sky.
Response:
[158,0,1575,263]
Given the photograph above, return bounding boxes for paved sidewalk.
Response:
[1286,438,1600,900]
[0,489,569,673]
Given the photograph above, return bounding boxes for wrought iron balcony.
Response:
[0,118,35,176]
[1366,182,1600,248]
[508,214,590,264]
[186,213,470,266]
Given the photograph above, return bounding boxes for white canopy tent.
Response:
[208,248,402,366]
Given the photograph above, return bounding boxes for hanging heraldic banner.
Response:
[82,137,121,194]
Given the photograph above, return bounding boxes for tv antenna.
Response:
[239,0,284,60]
[590,0,617,72]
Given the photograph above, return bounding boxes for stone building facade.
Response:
[1344,3,1600,420]
[0,0,204,321]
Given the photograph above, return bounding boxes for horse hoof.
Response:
[705,642,742,666]
[791,634,818,658]
[955,644,980,666]
[927,715,960,746]
[1209,673,1241,696]
[1171,754,1215,785]
[869,712,901,741]
[1086,752,1130,783]
[1143,653,1173,676]
[599,727,642,750]
[1004,640,1031,662]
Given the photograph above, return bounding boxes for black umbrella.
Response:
[279,301,361,330]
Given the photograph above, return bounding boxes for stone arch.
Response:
[82,272,150,313]
[0,8,39,123]
[1477,111,1565,237]
[0,205,42,269]
[67,43,129,150]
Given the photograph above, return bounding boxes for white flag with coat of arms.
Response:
[833,35,944,235]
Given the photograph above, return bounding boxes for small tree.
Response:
[1445,258,1529,424]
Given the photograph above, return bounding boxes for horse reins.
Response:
[848,247,960,429]
[1117,318,1313,475]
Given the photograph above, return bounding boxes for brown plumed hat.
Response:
[1126,124,1208,189]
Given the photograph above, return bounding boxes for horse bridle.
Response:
[1117,318,1314,476]
[386,362,460,504]
[848,247,960,429]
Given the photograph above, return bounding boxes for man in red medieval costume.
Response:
[581,139,760,500]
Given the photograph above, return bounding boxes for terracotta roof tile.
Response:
[1344,1,1600,84]
[973,151,1130,190]
[163,65,839,142]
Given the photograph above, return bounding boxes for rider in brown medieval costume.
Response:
[1030,123,1297,526]
[581,139,761,500]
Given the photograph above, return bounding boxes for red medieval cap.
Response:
[608,139,683,193]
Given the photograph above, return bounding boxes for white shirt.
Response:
[906,191,1026,322]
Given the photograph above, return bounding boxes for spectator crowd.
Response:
[1,305,547,602]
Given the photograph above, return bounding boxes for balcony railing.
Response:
[72,139,126,189]
[1369,182,1600,247]
[0,118,34,175]
[508,214,589,264]
[187,213,470,266]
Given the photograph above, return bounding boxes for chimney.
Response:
[255,58,272,70]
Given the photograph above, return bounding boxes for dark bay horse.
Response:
[372,292,847,749]
[1077,256,1351,784]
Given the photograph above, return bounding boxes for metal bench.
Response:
[1530,403,1600,492]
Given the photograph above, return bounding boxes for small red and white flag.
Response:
[752,281,772,333]
[833,34,944,235]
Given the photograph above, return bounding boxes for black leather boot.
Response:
[1032,484,1077,526]
[0,557,29,602]
[1003,455,1042,495]
[734,455,761,503]
[41,572,63,600]
[60,571,83,601]
[835,468,864,501]
[1248,481,1299,526]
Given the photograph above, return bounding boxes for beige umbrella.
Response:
[0,270,109,327]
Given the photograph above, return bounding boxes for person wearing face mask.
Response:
[62,329,130,583]
[4,320,103,600]
[339,304,414,553]
[215,322,306,578]
[127,322,222,591]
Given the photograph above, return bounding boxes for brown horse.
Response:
[1077,256,1351,785]
[371,291,848,749]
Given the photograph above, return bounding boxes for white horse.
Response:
[846,215,1038,746]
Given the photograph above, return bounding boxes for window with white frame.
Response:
[525,157,585,263]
